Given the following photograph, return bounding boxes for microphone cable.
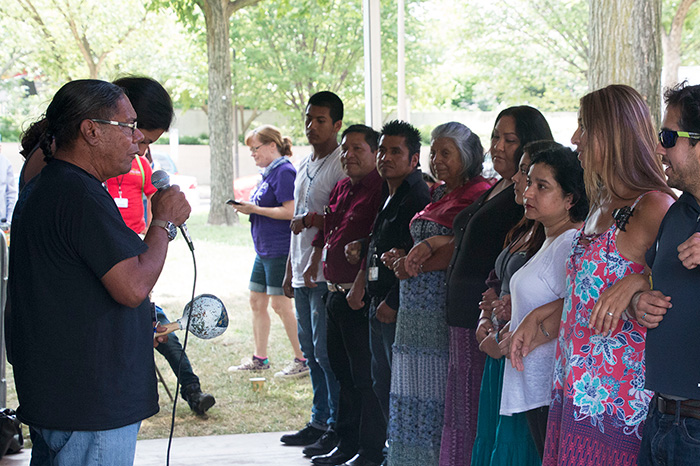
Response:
[165,235,197,466]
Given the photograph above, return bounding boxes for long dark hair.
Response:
[40,79,124,160]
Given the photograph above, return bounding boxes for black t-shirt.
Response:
[8,160,158,430]
[445,183,523,328]
[365,169,431,306]
[645,193,700,399]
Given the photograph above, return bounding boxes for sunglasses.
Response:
[658,129,700,149]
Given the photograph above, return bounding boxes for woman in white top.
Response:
[499,146,589,458]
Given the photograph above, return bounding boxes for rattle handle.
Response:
[154,322,180,338]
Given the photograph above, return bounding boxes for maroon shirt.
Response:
[313,169,383,283]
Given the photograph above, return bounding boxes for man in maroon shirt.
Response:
[307,125,385,466]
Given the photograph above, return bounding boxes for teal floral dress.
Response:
[543,197,652,465]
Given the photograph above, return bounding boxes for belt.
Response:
[657,395,700,420]
[326,282,354,293]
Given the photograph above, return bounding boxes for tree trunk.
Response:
[203,0,237,225]
[633,0,662,127]
[662,0,698,92]
[588,0,662,127]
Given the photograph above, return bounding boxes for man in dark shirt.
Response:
[345,121,430,430]
[7,80,190,465]
[633,82,700,466]
[308,125,384,466]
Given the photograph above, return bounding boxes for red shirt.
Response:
[105,156,157,234]
[313,170,383,283]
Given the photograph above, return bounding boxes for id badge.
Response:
[369,266,379,281]
[115,197,129,208]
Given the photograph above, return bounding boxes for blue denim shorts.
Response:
[249,254,287,296]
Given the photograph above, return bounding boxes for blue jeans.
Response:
[29,422,140,466]
[294,286,339,429]
[638,395,700,466]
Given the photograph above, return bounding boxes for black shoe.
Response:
[182,383,216,415]
[280,422,325,446]
[340,455,382,466]
[311,447,356,465]
[303,428,338,457]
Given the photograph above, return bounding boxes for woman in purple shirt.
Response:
[228,125,307,378]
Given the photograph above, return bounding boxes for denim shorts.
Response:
[249,254,288,296]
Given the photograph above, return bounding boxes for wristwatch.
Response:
[151,219,177,241]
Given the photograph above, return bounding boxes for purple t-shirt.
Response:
[250,159,296,258]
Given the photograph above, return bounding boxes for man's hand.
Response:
[151,185,190,226]
[345,241,362,265]
[376,300,397,323]
[632,290,672,329]
[678,232,700,269]
[153,323,169,348]
[346,284,365,310]
[303,248,322,288]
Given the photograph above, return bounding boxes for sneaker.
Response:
[302,428,338,457]
[280,422,325,446]
[228,356,270,372]
[274,358,309,379]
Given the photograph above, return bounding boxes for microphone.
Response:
[151,169,194,251]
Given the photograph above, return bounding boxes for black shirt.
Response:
[364,169,431,309]
[8,160,159,430]
[445,183,523,328]
[645,193,700,399]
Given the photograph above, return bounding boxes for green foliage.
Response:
[440,0,588,112]
[229,0,365,140]
[158,133,210,145]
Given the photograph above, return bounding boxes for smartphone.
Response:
[226,199,242,205]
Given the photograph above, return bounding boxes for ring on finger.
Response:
[606,312,614,317]
[642,312,647,320]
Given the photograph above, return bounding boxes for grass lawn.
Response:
[5,211,313,440]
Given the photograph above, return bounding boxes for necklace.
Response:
[298,152,333,214]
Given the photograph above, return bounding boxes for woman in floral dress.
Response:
[509,85,675,465]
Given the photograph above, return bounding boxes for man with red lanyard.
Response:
[105,154,156,234]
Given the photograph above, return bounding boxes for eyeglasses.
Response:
[250,144,264,153]
[90,119,138,136]
[658,129,700,149]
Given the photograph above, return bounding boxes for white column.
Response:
[363,0,382,128]
[397,0,407,121]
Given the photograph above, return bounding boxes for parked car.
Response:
[151,152,200,208]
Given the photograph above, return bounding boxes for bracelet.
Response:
[421,240,433,254]
[539,322,551,338]
[302,214,309,228]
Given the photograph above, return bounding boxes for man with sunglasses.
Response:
[633,82,700,466]
[7,80,191,465]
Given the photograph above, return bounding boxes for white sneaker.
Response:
[274,358,310,379]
